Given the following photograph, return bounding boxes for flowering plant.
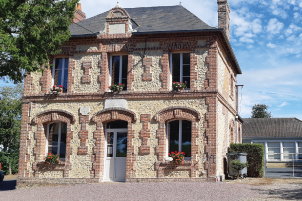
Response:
[168,151,185,165]
[44,153,60,164]
[50,85,63,95]
[109,83,125,92]
[172,81,187,91]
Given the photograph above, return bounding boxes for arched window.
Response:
[46,122,67,161]
[167,120,191,159]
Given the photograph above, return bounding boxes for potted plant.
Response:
[44,153,60,164]
[50,85,63,95]
[231,159,248,179]
[168,151,185,165]
[109,83,125,93]
[172,81,187,92]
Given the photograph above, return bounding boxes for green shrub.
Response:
[231,160,248,179]
[230,143,264,177]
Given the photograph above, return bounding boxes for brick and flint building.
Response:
[18,0,243,185]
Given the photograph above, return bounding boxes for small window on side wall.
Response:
[47,122,67,161]
[170,53,190,89]
[52,58,69,93]
[167,120,191,159]
[110,55,128,91]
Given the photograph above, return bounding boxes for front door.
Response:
[104,129,127,182]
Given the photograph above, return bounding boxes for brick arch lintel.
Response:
[153,106,201,123]
[91,107,137,124]
[31,109,76,125]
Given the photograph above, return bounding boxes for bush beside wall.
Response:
[230,143,264,177]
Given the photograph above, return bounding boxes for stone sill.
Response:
[36,162,65,171]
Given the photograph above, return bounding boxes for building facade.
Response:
[18,0,242,185]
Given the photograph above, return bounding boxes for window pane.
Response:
[268,142,280,147]
[183,53,190,65]
[112,56,120,84]
[122,55,128,90]
[60,123,67,160]
[183,77,190,88]
[106,120,128,129]
[49,123,59,150]
[116,132,127,157]
[298,142,302,147]
[63,59,69,93]
[283,148,295,159]
[268,148,280,159]
[172,54,180,82]
[283,142,295,147]
[183,65,190,76]
[181,120,191,157]
[54,58,63,86]
[299,148,302,159]
[169,120,179,153]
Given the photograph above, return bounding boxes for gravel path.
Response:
[1,182,265,201]
[1,179,302,201]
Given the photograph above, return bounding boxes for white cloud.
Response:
[267,18,284,34]
[267,43,277,48]
[278,102,288,107]
[239,36,254,43]
[294,12,300,18]
[286,35,296,41]
[285,24,302,36]
[252,18,262,33]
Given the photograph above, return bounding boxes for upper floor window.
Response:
[167,120,191,159]
[110,55,128,91]
[170,53,190,89]
[46,122,67,161]
[52,58,69,93]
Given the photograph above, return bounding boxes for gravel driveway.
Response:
[1,178,301,201]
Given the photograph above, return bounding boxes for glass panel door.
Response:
[116,132,127,157]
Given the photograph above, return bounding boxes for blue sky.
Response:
[3,0,302,119]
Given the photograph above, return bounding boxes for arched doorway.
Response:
[104,120,128,182]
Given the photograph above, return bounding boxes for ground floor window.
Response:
[252,141,302,161]
[46,122,67,161]
[167,120,191,159]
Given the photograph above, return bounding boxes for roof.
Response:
[69,5,216,36]
[242,118,302,138]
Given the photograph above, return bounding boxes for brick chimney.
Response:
[217,0,230,39]
[72,3,86,23]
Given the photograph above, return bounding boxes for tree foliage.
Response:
[0,84,23,175]
[251,104,271,118]
[231,160,248,179]
[0,0,79,83]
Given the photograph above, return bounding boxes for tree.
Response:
[231,160,248,179]
[0,84,23,175]
[0,0,79,83]
[251,104,271,118]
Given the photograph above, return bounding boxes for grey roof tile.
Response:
[69,5,216,37]
[242,118,302,138]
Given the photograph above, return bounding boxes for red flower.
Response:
[47,162,49,164]
[53,85,55,88]
[168,153,170,156]
[171,152,174,154]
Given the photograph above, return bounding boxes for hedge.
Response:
[230,143,264,177]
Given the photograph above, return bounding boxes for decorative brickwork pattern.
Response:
[203,97,217,177]
[154,106,201,162]
[127,53,135,91]
[81,61,92,83]
[31,110,75,178]
[18,102,34,178]
[190,51,198,90]
[91,108,137,179]
[40,68,52,94]
[98,52,109,92]
[67,57,76,93]
[205,40,218,90]
[159,51,170,91]
[142,58,153,81]
[139,114,151,155]
[78,114,90,155]
[23,74,35,95]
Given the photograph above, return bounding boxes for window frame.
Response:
[52,58,69,93]
[169,52,190,90]
[166,120,191,161]
[109,55,128,91]
[251,140,302,162]
[45,122,66,161]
